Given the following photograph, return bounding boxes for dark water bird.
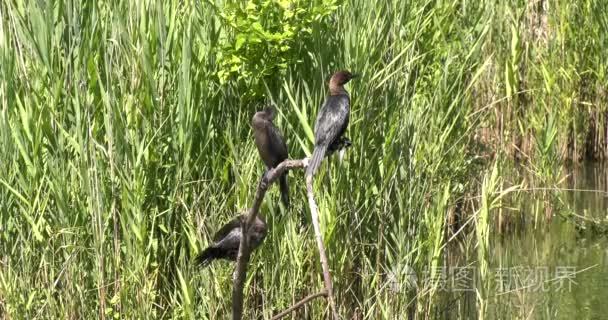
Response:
[306,70,358,178]
[195,213,267,267]
[252,107,290,208]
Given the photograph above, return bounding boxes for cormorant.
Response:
[195,213,267,267]
[252,107,290,208]
[306,70,358,178]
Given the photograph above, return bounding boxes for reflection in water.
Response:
[439,163,608,320]
[566,163,608,220]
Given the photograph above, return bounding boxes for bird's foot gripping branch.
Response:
[231,158,340,320]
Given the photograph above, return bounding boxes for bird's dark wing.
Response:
[267,124,288,163]
[314,95,350,146]
[211,215,245,242]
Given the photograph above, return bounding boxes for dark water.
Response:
[441,163,608,320]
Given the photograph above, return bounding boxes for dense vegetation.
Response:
[0,0,606,318]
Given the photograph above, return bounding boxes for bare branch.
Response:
[306,176,339,320]
[231,158,340,320]
[232,159,306,320]
[271,290,328,320]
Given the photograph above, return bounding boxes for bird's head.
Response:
[329,70,358,95]
[262,105,277,120]
[330,70,358,86]
[252,105,276,126]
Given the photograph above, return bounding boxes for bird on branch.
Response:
[196,213,267,267]
[252,106,290,208]
[306,70,358,179]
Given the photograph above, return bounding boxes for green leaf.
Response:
[235,34,246,50]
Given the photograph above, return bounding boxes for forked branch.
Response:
[232,158,339,320]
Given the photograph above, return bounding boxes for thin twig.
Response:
[271,290,328,320]
[232,159,307,320]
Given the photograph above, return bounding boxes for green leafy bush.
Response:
[208,0,339,98]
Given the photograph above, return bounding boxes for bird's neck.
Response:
[329,83,348,96]
[251,117,269,130]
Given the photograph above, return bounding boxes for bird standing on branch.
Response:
[252,107,290,208]
[306,70,358,178]
[195,213,267,267]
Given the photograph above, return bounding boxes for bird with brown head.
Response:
[306,70,358,178]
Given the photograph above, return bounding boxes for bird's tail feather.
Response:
[306,145,327,177]
[279,173,290,209]
[195,247,219,267]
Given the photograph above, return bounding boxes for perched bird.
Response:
[195,213,267,267]
[306,70,358,178]
[252,107,290,208]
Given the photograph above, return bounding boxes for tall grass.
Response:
[0,0,605,319]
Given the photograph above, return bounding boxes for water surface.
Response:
[441,163,608,319]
